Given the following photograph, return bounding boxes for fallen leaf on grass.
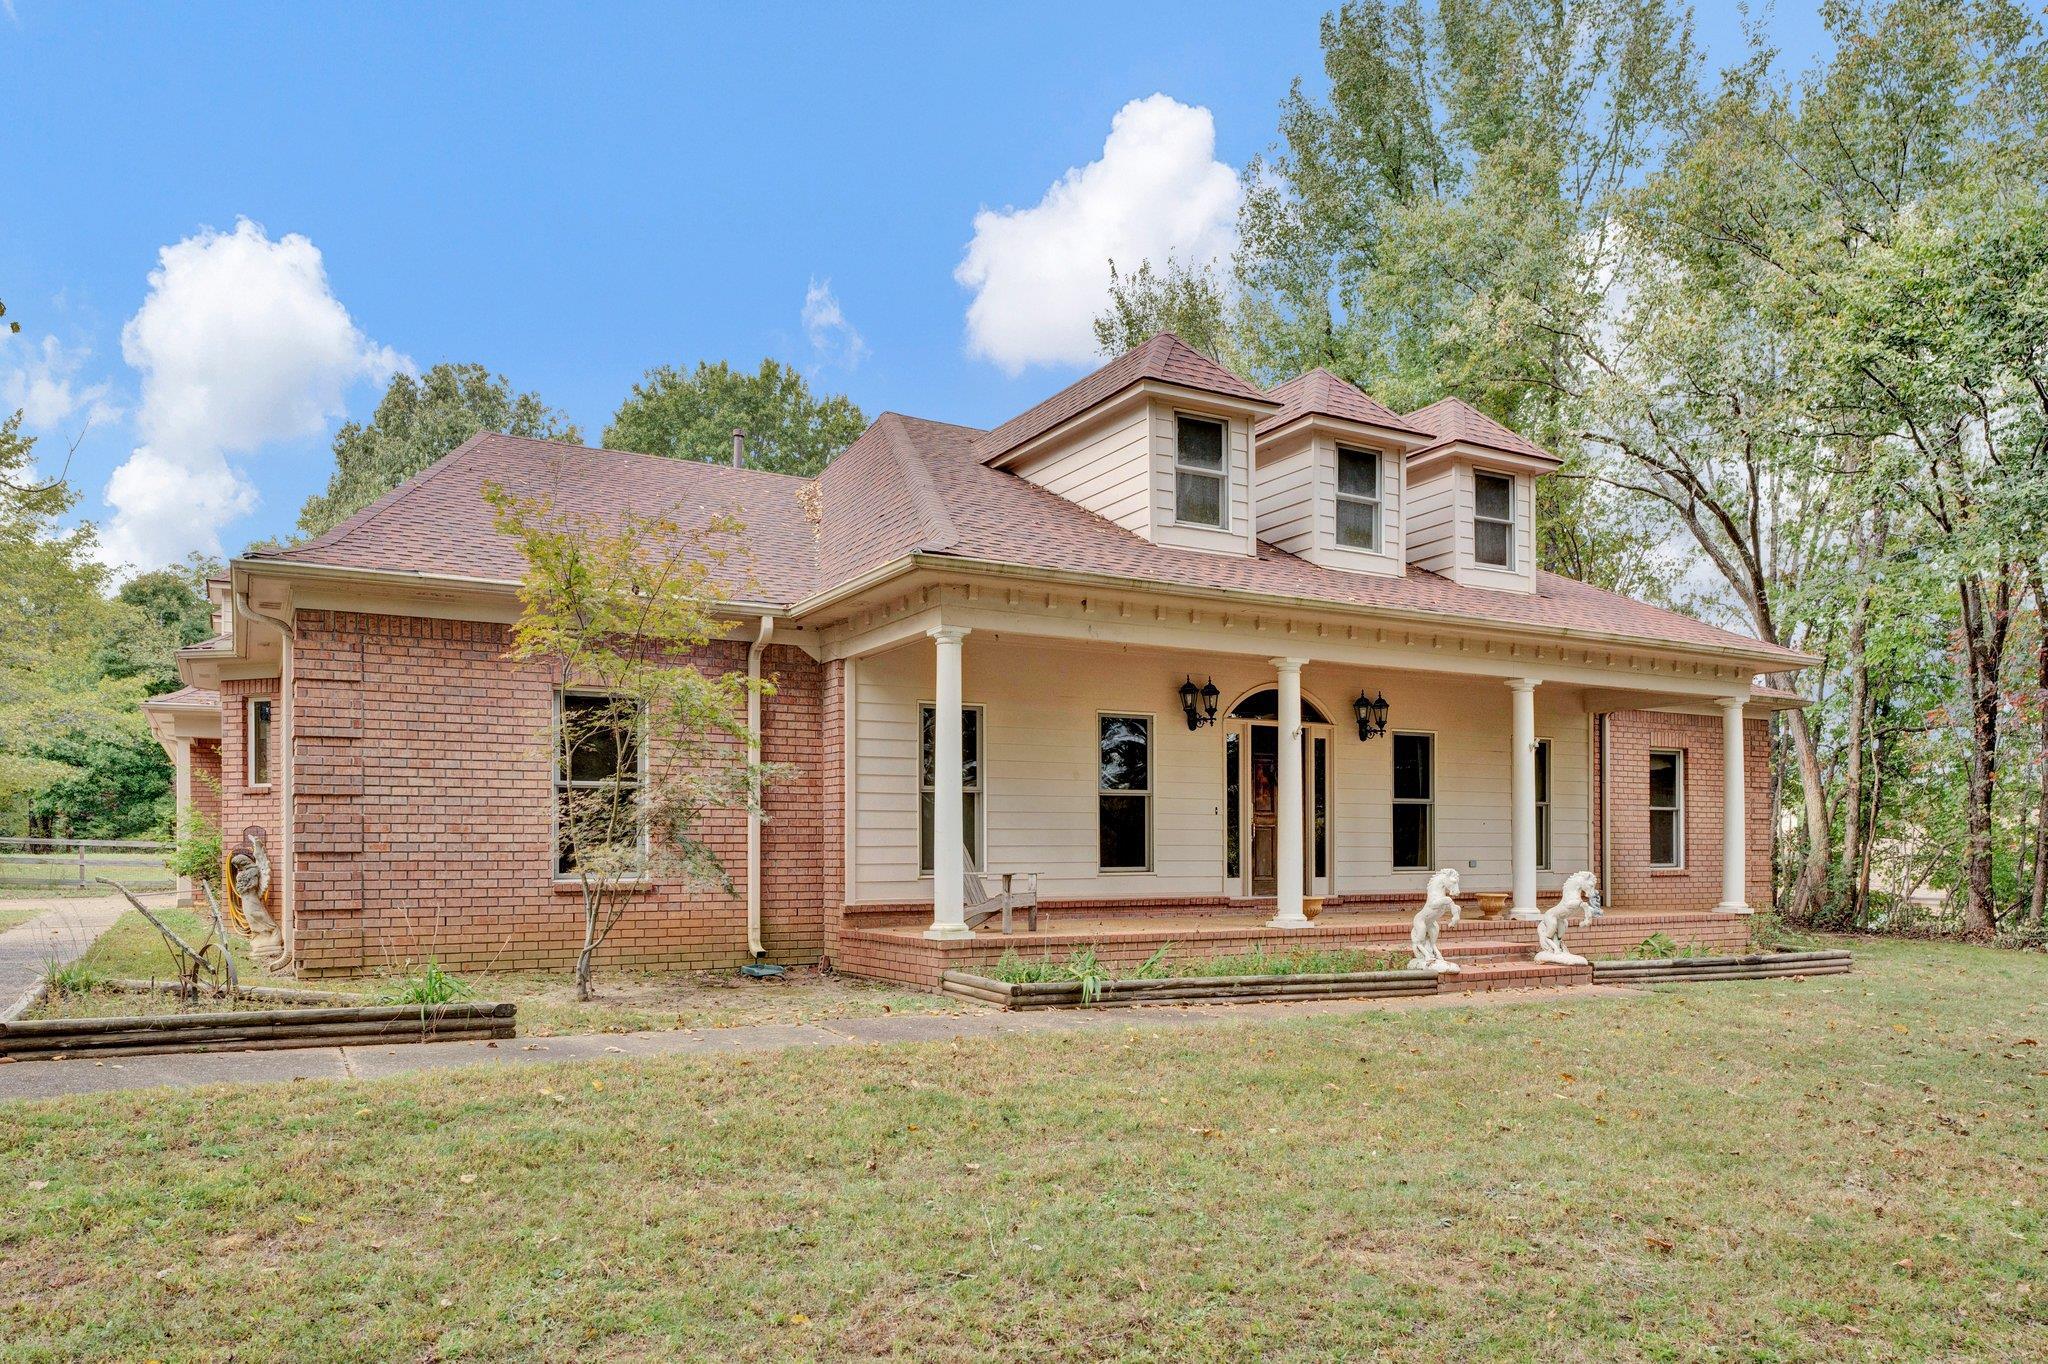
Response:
[1643,1235,1674,1253]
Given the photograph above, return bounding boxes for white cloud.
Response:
[0,332,117,431]
[801,277,867,369]
[98,218,406,570]
[955,94,1240,374]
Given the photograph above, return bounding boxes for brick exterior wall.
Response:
[284,610,826,976]
[1595,710,1772,913]
[218,678,281,855]
[189,739,222,831]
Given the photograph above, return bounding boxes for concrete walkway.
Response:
[0,895,130,1022]
[0,981,1638,1104]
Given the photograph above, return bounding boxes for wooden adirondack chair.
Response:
[962,848,1038,934]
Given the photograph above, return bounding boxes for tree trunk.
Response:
[1784,705,1830,923]
[1857,748,1883,926]
[2029,572,2048,930]
[1957,573,2012,939]
[575,888,602,1002]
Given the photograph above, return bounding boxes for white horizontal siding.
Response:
[851,635,1594,905]
[1011,405,1152,534]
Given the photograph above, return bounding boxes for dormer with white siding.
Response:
[1253,369,1434,577]
[1399,398,1560,595]
[972,333,1278,558]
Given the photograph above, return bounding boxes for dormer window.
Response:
[1474,471,1514,568]
[1335,446,1382,551]
[1173,415,1227,528]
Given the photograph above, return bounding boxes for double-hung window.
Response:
[1392,732,1434,870]
[1648,749,1684,868]
[1098,715,1152,871]
[1534,738,1552,870]
[1335,446,1383,551]
[1474,471,1514,568]
[1174,415,1228,528]
[555,692,646,877]
[246,698,273,788]
[919,705,982,874]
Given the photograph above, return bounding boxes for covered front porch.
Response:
[834,900,1753,991]
[818,581,1777,987]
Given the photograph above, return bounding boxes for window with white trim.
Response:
[1392,732,1433,870]
[1335,446,1383,551]
[246,698,272,788]
[1474,470,1514,568]
[919,704,982,874]
[1098,714,1152,871]
[1535,738,1552,870]
[554,691,647,877]
[1649,748,1684,868]
[1173,415,1227,528]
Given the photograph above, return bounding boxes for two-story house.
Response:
[146,333,1812,988]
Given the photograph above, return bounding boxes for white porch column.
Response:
[172,737,194,907]
[1716,696,1753,914]
[925,626,973,940]
[1267,658,1310,928]
[1507,678,1541,919]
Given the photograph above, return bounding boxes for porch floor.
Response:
[833,904,1752,991]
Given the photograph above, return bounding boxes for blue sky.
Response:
[1,1,1828,571]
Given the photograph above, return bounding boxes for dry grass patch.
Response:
[3,937,2045,1360]
[51,908,958,1035]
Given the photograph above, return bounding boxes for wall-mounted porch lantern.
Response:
[1179,676,1221,730]
[1354,689,1389,741]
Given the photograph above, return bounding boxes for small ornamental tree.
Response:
[486,483,782,1000]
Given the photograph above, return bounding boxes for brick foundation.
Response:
[836,909,1750,991]
[282,610,826,976]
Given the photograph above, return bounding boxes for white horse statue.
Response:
[1534,870,1603,966]
[1408,868,1463,974]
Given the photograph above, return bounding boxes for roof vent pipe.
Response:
[732,428,746,468]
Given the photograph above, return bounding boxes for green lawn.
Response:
[48,907,959,1036]
[4,937,2045,1362]
[0,853,175,896]
[0,906,39,933]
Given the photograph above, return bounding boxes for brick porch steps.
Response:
[1441,959,1592,992]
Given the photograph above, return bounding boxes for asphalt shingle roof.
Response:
[1258,369,1427,438]
[243,339,1802,668]
[971,332,1272,465]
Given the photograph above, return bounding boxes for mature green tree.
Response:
[0,412,152,834]
[297,363,580,538]
[603,359,865,478]
[1100,0,1696,591]
[96,554,219,693]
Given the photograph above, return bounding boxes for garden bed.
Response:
[942,967,1439,1010]
[1591,949,1853,984]
[0,987,515,1059]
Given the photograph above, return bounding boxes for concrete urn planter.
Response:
[1475,892,1511,919]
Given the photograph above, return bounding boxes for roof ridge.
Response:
[876,414,959,553]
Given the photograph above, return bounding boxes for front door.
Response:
[1225,718,1331,898]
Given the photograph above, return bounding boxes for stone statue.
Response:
[227,826,284,965]
[1408,867,1463,974]
[1534,870,1603,966]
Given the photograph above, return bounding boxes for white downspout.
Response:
[745,615,775,959]
[235,590,296,966]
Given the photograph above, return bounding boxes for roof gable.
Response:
[1258,368,1427,438]
[971,332,1272,465]
[1403,397,1558,465]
